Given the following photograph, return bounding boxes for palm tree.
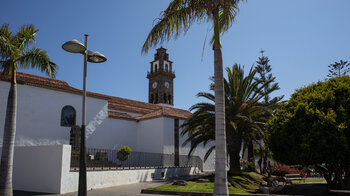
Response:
[142,1,245,194]
[182,64,278,175]
[0,24,57,196]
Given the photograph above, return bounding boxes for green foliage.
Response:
[148,172,264,194]
[0,24,57,78]
[182,64,280,174]
[117,146,132,162]
[255,49,284,104]
[327,60,350,78]
[267,76,350,166]
[142,0,245,53]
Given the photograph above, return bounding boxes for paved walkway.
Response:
[13,176,332,196]
[278,183,332,196]
[14,180,175,196]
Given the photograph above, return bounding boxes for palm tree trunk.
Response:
[247,140,255,172]
[228,131,242,176]
[213,9,228,196]
[0,80,17,196]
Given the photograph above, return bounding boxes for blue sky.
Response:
[1,0,349,110]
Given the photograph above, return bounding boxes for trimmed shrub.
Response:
[272,164,305,177]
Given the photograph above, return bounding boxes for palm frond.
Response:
[142,0,207,53]
[0,24,16,60]
[17,47,57,77]
[15,24,37,51]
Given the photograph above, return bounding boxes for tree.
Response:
[327,60,350,78]
[142,1,245,195]
[0,24,57,195]
[182,64,277,176]
[117,146,132,168]
[252,49,283,173]
[267,76,350,189]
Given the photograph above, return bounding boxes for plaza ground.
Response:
[14,181,332,196]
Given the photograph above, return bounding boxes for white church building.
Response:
[0,48,215,194]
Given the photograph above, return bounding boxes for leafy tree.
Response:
[252,49,283,173]
[142,1,245,194]
[327,60,350,78]
[0,24,57,195]
[117,146,132,167]
[182,64,277,176]
[267,76,350,189]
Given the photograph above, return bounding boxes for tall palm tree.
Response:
[182,64,278,175]
[0,24,57,196]
[142,1,245,194]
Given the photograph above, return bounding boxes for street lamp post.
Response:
[62,34,107,196]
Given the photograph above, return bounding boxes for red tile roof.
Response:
[0,71,191,120]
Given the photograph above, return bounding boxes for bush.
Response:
[271,164,305,177]
[117,146,132,164]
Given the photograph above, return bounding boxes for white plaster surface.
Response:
[0,81,107,147]
[136,118,164,153]
[12,145,66,193]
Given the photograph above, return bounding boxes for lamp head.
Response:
[87,51,107,63]
[62,39,86,54]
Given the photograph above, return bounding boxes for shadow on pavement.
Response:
[278,183,332,196]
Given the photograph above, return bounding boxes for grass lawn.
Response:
[291,178,326,184]
[148,172,265,194]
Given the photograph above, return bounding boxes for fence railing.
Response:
[71,147,203,171]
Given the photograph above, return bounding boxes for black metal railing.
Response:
[70,147,203,171]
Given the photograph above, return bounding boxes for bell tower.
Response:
[147,47,175,105]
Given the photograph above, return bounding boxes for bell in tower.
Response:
[147,47,175,105]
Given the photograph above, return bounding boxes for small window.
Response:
[164,93,167,103]
[61,105,76,127]
[151,94,154,103]
[165,64,168,72]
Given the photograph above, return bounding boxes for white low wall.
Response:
[12,145,68,193]
[62,167,197,194]
[10,145,198,194]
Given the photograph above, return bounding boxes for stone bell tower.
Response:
[147,47,175,105]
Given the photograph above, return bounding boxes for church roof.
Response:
[0,71,191,121]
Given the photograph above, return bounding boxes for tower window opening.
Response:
[164,93,167,103]
[155,93,158,103]
[165,64,168,72]
[151,94,154,103]
[168,95,171,104]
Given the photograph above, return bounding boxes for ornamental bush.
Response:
[117,146,132,166]
[271,164,305,178]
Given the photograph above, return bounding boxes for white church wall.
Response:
[162,117,174,154]
[0,81,108,147]
[178,119,215,171]
[86,118,137,150]
[135,117,164,153]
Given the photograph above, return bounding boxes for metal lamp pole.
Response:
[78,34,88,196]
[62,35,107,196]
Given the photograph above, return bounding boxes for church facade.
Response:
[0,48,215,171]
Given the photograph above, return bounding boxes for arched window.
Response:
[168,95,172,104]
[155,93,159,103]
[164,93,167,103]
[61,105,76,127]
[150,94,154,103]
[165,64,168,72]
